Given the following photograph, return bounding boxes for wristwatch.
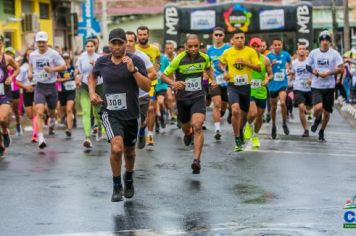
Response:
[131,66,139,74]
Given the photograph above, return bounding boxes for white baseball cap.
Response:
[35,31,48,42]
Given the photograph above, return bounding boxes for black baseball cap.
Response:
[319,30,331,42]
[109,28,126,42]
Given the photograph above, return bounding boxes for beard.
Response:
[112,48,125,58]
[139,38,148,45]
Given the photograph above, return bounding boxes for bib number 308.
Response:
[106,93,127,111]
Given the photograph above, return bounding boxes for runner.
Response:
[125,31,157,149]
[28,31,66,149]
[0,35,20,156]
[88,28,150,202]
[206,27,230,140]
[163,42,177,123]
[219,30,261,152]
[162,34,217,174]
[306,31,343,141]
[244,37,272,148]
[266,38,292,139]
[75,39,104,148]
[136,26,160,145]
[16,48,38,142]
[57,52,76,137]
[289,42,312,137]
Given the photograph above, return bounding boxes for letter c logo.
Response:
[344,211,356,223]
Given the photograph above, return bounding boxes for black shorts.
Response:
[251,96,267,110]
[101,111,138,147]
[156,90,167,97]
[294,90,312,107]
[227,84,251,113]
[177,96,206,124]
[58,91,76,106]
[23,91,34,107]
[311,88,334,113]
[270,87,287,99]
[11,90,20,100]
[139,95,150,123]
[208,85,229,102]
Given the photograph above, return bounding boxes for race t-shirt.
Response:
[291,59,311,92]
[251,54,267,100]
[29,48,65,84]
[220,46,260,86]
[92,53,147,120]
[59,65,76,91]
[134,50,153,98]
[207,43,230,86]
[156,55,170,92]
[267,50,291,92]
[306,48,343,89]
[16,62,36,86]
[76,52,103,85]
[163,51,211,101]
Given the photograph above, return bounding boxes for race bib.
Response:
[0,84,4,96]
[39,70,49,80]
[64,81,76,91]
[233,74,248,86]
[185,77,202,91]
[300,80,310,89]
[274,72,285,81]
[106,93,127,111]
[251,79,262,89]
[216,74,226,85]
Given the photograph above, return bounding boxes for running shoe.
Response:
[251,135,260,148]
[271,125,277,140]
[282,123,290,135]
[307,113,312,121]
[138,135,146,149]
[65,129,72,137]
[48,118,56,135]
[83,138,92,148]
[311,117,321,133]
[31,134,38,143]
[234,137,244,152]
[227,112,232,124]
[96,128,103,141]
[0,146,5,158]
[160,109,167,129]
[214,130,221,140]
[243,123,253,140]
[146,135,154,146]
[111,185,123,202]
[123,173,135,199]
[38,135,47,149]
[183,134,193,146]
[302,129,309,137]
[266,113,271,123]
[16,124,23,136]
[191,159,201,174]
[2,130,11,148]
[318,129,326,142]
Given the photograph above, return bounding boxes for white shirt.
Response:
[76,52,103,85]
[29,48,65,84]
[292,58,312,92]
[16,63,36,86]
[306,48,343,89]
[133,50,153,98]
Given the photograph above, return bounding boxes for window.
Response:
[39,3,50,19]
[3,0,15,15]
[22,0,33,14]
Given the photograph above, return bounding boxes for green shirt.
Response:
[251,54,267,100]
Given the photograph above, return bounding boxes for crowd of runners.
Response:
[0,26,351,202]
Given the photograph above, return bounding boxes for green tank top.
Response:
[251,54,267,100]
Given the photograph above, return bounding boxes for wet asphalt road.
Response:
[1,107,356,236]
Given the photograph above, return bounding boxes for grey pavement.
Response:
[1,108,356,236]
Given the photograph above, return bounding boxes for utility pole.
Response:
[344,0,351,52]
[331,0,338,49]
[101,0,109,47]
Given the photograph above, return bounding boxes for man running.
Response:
[289,42,312,137]
[219,30,260,152]
[162,34,216,174]
[206,27,230,140]
[0,35,19,157]
[266,38,292,139]
[136,26,160,146]
[28,32,66,148]
[306,31,343,141]
[244,37,272,148]
[125,31,156,149]
[89,28,150,202]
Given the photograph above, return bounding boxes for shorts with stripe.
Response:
[101,111,138,147]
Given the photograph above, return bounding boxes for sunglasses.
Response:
[214,34,224,37]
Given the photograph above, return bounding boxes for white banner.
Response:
[190,10,216,30]
[259,9,285,30]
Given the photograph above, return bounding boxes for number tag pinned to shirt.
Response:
[233,74,248,86]
[106,93,127,111]
[216,74,226,85]
[300,80,310,89]
[185,77,202,91]
[274,72,285,81]
[0,84,5,96]
[64,81,76,91]
[251,79,262,89]
[39,70,49,79]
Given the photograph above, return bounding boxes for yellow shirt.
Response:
[220,46,260,85]
[135,44,160,64]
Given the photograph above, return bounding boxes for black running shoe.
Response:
[123,174,134,199]
[111,185,123,202]
[227,112,232,124]
[302,129,309,137]
[318,129,326,142]
[2,132,11,148]
[160,109,167,129]
[184,134,193,146]
[191,159,201,174]
[311,117,321,133]
[271,125,277,139]
[282,123,290,135]
[214,130,221,140]
[138,135,146,149]
[65,129,72,137]
[0,146,5,158]
[266,113,271,123]
[155,118,160,134]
